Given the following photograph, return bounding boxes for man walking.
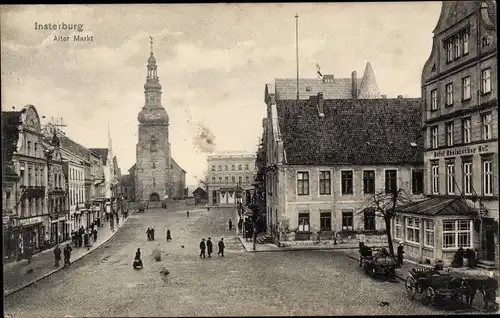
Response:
[186,210,190,218]
[92,227,98,242]
[166,229,172,242]
[53,244,61,267]
[228,219,233,231]
[25,242,33,264]
[217,238,225,257]
[397,243,405,267]
[199,238,206,258]
[206,237,213,258]
[63,243,72,266]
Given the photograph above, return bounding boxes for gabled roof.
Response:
[88,148,109,165]
[276,98,423,166]
[275,77,359,100]
[59,136,90,161]
[193,187,207,195]
[396,197,476,217]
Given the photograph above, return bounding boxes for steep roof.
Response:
[129,163,136,173]
[275,77,359,100]
[193,187,207,195]
[357,62,380,99]
[171,157,186,173]
[89,148,109,165]
[276,98,424,166]
[396,197,476,216]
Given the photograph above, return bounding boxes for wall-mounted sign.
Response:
[20,216,43,227]
[433,144,490,158]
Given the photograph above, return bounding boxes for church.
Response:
[132,37,186,203]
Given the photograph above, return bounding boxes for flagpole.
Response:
[295,13,299,107]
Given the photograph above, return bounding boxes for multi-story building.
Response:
[9,105,48,256]
[262,86,425,246]
[207,152,256,206]
[89,150,105,221]
[404,1,498,268]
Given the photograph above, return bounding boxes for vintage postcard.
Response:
[1,2,498,317]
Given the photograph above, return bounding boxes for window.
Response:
[34,143,38,157]
[341,171,353,195]
[28,198,33,216]
[424,220,434,247]
[238,176,242,184]
[431,163,439,194]
[462,118,471,143]
[152,162,155,169]
[297,171,309,195]
[385,170,397,194]
[446,40,453,62]
[481,68,491,94]
[463,161,472,195]
[20,169,25,186]
[245,176,249,183]
[28,167,32,186]
[34,168,38,186]
[406,217,420,243]
[341,210,354,231]
[238,165,242,171]
[231,165,235,171]
[219,177,222,183]
[482,159,493,196]
[225,176,228,183]
[482,36,490,47]
[445,83,453,106]
[394,216,402,239]
[462,76,471,100]
[319,171,331,195]
[245,164,249,171]
[446,163,455,195]
[412,169,424,195]
[363,170,375,194]
[431,125,439,148]
[224,165,228,171]
[211,177,215,183]
[298,213,310,232]
[481,113,492,140]
[446,122,454,146]
[27,141,31,156]
[430,89,438,111]
[231,176,235,183]
[149,136,158,152]
[320,211,332,231]
[442,220,472,248]
[363,208,376,231]
[152,177,156,187]
[218,165,222,171]
[462,29,469,54]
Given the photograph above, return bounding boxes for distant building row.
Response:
[2,104,121,263]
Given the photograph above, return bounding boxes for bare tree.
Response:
[360,187,414,256]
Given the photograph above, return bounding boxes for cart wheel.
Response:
[422,287,436,306]
[405,275,417,300]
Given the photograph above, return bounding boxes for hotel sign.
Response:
[433,144,490,158]
[20,216,43,226]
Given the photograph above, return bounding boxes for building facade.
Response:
[263,87,425,246]
[207,153,257,206]
[134,40,186,203]
[409,0,498,268]
[89,150,105,220]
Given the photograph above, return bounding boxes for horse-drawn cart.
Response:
[359,246,398,278]
[405,267,499,311]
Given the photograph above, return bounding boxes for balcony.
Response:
[19,185,46,198]
[48,187,66,195]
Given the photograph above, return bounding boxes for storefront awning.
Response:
[396,197,477,217]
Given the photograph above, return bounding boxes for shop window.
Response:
[320,211,332,231]
[406,217,420,243]
[298,213,310,232]
[341,210,354,231]
[442,220,472,249]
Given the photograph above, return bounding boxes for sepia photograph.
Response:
[1,2,498,317]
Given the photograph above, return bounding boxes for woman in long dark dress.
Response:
[133,248,143,269]
[166,229,172,241]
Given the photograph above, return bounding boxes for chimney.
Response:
[397,95,404,99]
[317,92,324,117]
[352,71,358,99]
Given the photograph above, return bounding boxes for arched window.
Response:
[150,136,158,152]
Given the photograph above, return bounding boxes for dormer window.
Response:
[444,28,469,63]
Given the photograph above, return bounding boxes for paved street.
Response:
[4,206,471,317]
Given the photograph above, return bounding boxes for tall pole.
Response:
[295,14,299,107]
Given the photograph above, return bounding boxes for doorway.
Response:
[149,193,160,201]
[212,190,217,205]
[485,229,496,261]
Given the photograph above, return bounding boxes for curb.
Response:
[4,216,131,297]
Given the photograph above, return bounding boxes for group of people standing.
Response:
[71,222,99,249]
[53,244,73,267]
[199,237,225,258]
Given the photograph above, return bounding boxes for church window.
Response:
[150,136,158,152]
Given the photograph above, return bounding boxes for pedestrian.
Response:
[151,227,155,240]
[199,238,206,258]
[53,244,61,267]
[63,243,72,266]
[79,226,85,247]
[166,229,172,241]
[90,221,95,233]
[186,210,190,218]
[133,248,143,269]
[97,217,101,228]
[45,232,50,249]
[146,227,151,240]
[25,243,33,264]
[228,219,233,231]
[397,243,404,267]
[238,218,243,233]
[116,214,120,226]
[83,230,90,247]
[217,238,225,257]
[206,237,213,258]
[92,227,98,242]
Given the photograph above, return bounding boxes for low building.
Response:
[398,0,498,269]
[263,89,425,247]
[207,152,256,206]
[192,187,208,205]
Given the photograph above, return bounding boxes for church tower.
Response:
[135,37,171,202]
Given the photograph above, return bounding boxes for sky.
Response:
[1,2,442,188]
